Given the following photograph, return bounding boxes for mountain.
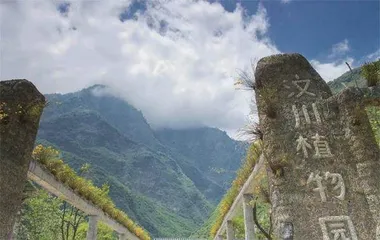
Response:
[156,128,248,191]
[36,85,247,237]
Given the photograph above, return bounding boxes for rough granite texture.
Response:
[0,79,45,239]
[254,53,380,240]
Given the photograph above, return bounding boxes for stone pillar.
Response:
[118,232,127,240]
[0,80,45,240]
[337,88,380,239]
[86,215,98,240]
[226,220,234,240]
[216,234,223,240]
[243,194,255,240]
[254,53,380,239]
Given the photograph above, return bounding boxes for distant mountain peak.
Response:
[84,84,107,91]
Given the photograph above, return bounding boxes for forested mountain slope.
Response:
[36,85,247,237]
[327,65,366,93]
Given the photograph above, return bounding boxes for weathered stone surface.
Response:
[86,215,98,240]
[0,79,45,239]
[243,194,255,240]
[254,53,380,239]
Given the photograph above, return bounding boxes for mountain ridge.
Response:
[37,85,247,237]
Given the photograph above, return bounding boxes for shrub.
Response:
[361,60,380,87]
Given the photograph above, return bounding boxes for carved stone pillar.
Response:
[0,79,45,240]
[254,53,379,239]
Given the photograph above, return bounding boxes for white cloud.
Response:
[0,0,356,137]
[329,39,350,58]
[311,58,353,81]
[280,0,292,4]
[366,48,380,61]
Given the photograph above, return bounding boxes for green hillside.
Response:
[36,85,247,237]
[327,60,379,93]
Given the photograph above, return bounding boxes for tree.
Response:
[15,189,62,240]
[60,202,86,240]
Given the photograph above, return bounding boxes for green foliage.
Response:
[76,221,118,240]
[15,187,116,240]
[14,190,63,240]
[361,60,380,87]
[60,201,86,240]
[32,145,150,240]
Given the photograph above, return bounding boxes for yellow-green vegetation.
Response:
[77,221,116,240]
[209,141,262,238]
[227,143,271,240]
[32,145,150,240]
[361,60,380,87]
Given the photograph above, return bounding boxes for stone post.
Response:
[86,215,98,240]
[226,220,234,240]
[216,234,223,240]
[119,232,127,240]
[243,194,255,240]
[254,53,380,239]
[0,80,45,240]
[337,87,380,238]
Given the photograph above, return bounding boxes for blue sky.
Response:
[247,0,379,64]
[119,0,380,65]
[1,0,379,137]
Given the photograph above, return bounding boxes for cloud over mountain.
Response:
[0,0,355,136]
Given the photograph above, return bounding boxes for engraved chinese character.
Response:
[319,216,358,240]
[292,103,322,128]
[296,135,312,158]
[312,133,333,158]
[325,172,345,201]
[283,74,316,98]
[307,171,345,202]
[307,171,327,202]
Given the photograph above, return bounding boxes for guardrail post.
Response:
[243,194,255,240]
[119,232,127,240]
[86,215,98,240]
[0,80,45,240]
[226,220,235,240]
